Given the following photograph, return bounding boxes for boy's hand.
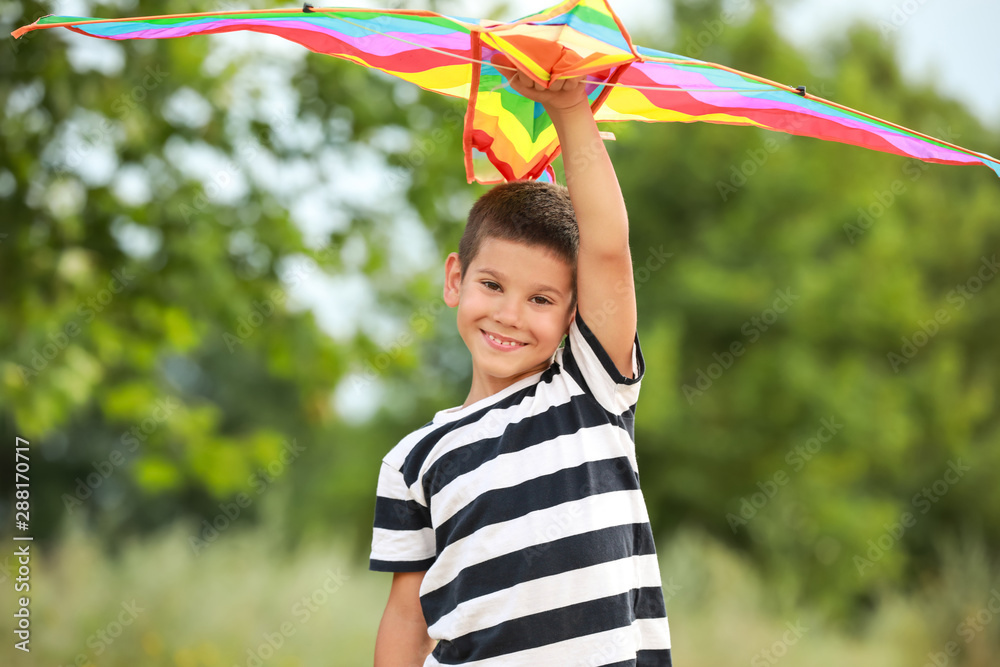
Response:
[491,54,590,116]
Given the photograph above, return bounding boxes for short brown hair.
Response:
[458,180,578,306]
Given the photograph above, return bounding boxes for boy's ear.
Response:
[443,252,462,308]
[561,304,576,337]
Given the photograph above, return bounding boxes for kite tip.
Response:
[12,14,54,39]
[303,3,315,12]
[794,85,807,97]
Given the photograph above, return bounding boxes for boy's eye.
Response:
[480,280,551,305]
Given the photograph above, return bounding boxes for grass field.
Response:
[3,518,999,666]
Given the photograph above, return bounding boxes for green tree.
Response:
[2,0,998,622]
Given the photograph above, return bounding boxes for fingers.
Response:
[548,75,584,92]
[491,53,549,90]
[491,56,537,93]
[489,53,588,95]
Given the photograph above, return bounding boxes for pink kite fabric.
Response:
[13,0,1000,183]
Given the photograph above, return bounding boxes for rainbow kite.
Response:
[13,0,1000,184]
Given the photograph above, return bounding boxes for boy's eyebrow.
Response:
[476,267,566,297]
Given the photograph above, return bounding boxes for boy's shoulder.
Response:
[380,415,442,474]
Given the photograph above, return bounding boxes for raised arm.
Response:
[493,56,637,378]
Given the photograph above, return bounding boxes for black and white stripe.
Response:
[371,311,672,665]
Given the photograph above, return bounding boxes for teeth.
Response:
[487,333,522,346]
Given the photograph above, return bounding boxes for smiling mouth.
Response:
[481,329,527,348]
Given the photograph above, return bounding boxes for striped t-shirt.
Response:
[370,311,672,666]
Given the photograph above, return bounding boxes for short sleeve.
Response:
[564,310,644,415]
[369,461,436,572]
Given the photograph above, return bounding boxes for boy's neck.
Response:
[461,353,556,408]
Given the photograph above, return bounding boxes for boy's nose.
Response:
[492,297,522,327]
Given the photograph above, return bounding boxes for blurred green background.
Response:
[2,0,1000,665]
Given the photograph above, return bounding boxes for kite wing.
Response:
[13,1,1000,183]
[596,46,1000,178]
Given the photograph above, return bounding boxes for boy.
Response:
[370,54,673,666]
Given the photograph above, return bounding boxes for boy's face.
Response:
[444,237,576,397]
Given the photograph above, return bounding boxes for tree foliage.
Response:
[2,0,998,617]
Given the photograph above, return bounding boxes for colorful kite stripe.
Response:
[13,2,1000,183]
[595,47,1000,175]
[42,11,477,100]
